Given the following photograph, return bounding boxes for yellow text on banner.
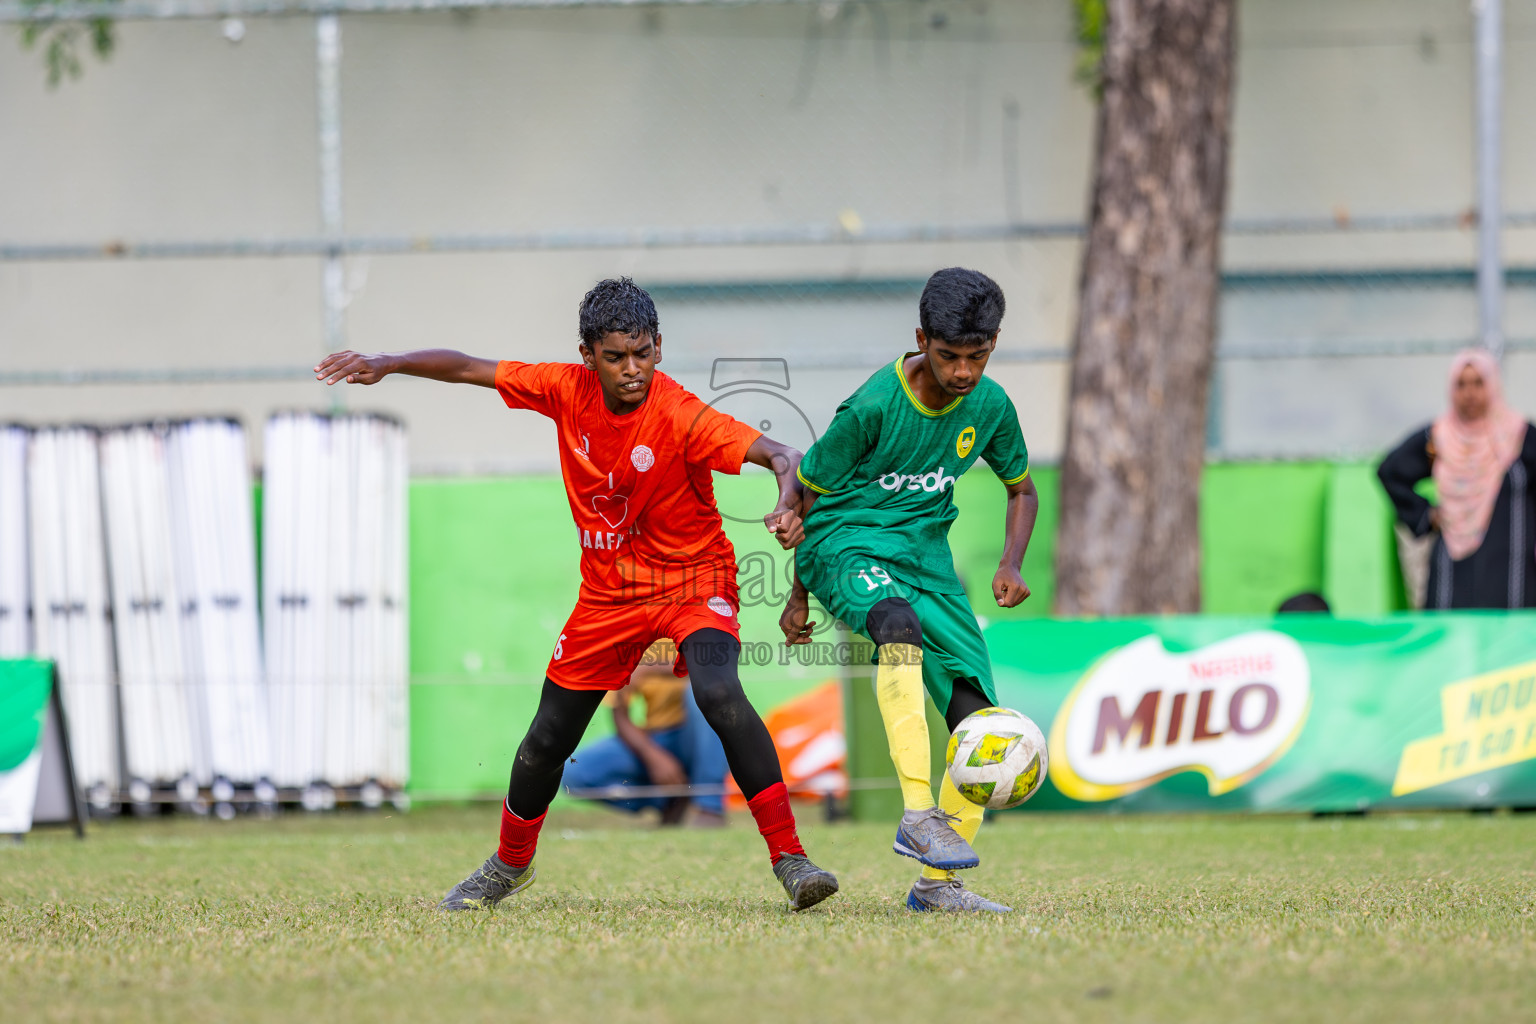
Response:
[1393,659,1536,796]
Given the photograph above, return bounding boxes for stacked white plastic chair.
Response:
[0,427,30,658]
[27,427,119,809]
[264,412,407,806]
[99,420,273,815]
[165,420,272,808]
[264,412,329,799]
[100,424,201,801]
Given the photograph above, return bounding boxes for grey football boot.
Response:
[772,853,840,912]
[892,807,980,870]
[906,876,1012,913]
[437,854,536,911]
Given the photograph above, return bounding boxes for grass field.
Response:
[4,806,1536,1023]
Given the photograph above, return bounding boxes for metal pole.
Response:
[1475,0,1504,360]
[316,14,346,356]
[0,0,851,20]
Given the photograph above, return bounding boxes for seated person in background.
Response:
[1277,592,1330,614]
[562,644,728,826]
[1378,349,1536,610]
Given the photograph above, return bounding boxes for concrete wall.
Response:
[4,0,1536,470]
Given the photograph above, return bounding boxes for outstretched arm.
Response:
[746,435,805,550]
[315,349,498,388]
[993,474,1039,608]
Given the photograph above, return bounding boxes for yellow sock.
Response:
[920,767,985,881]
[874,643,934,811]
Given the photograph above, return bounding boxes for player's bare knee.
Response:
[867,597,922,648]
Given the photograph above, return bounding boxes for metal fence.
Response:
[3,0,1534,463]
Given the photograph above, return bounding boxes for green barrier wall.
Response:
[406,460,1410,797]
[1200,463,1329,613]
[408,478,578,798]
[1323,464,1404,615]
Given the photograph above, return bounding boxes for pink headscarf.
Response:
[1431,349,1528,559]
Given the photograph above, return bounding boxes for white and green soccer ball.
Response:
[945,707,1048,810]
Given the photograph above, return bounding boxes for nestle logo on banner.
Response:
[1048,631,1312,802]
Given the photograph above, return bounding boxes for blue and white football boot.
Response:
[906,876,1012,913]
[892,807,980,870]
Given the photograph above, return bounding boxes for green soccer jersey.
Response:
[795,353,1030,603]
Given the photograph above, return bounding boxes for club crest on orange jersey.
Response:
[956,426,976,459]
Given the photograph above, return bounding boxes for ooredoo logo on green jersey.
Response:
[877,468,957,493]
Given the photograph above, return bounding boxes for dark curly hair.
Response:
[919,267,1005,345]
[578,277,660,347]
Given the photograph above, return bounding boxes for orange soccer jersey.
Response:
[494,361,760,606]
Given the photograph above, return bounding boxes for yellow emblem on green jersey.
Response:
[956,426,976,458]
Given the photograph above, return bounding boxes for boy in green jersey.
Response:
[779,268,1039,913]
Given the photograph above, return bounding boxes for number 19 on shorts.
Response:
[854,564,893,592]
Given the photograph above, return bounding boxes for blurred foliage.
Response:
[1073,0,1106,95]
[18,0,116,87]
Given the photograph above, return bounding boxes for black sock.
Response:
[944,677,994,732]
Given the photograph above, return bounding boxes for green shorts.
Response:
[807,552,997,712]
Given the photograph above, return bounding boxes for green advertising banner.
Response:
[0,659,56,834]
[986,613,1536,813]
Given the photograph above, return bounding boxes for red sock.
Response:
[497,801,546,870]
[746,781,805,865]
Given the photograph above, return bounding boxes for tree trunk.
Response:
[1053,0,1235,616]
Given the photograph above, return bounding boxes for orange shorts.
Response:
[545,586,742,690]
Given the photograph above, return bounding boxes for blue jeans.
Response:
[562,688,729,814]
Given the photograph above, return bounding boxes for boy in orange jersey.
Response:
[316,278,837,912]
